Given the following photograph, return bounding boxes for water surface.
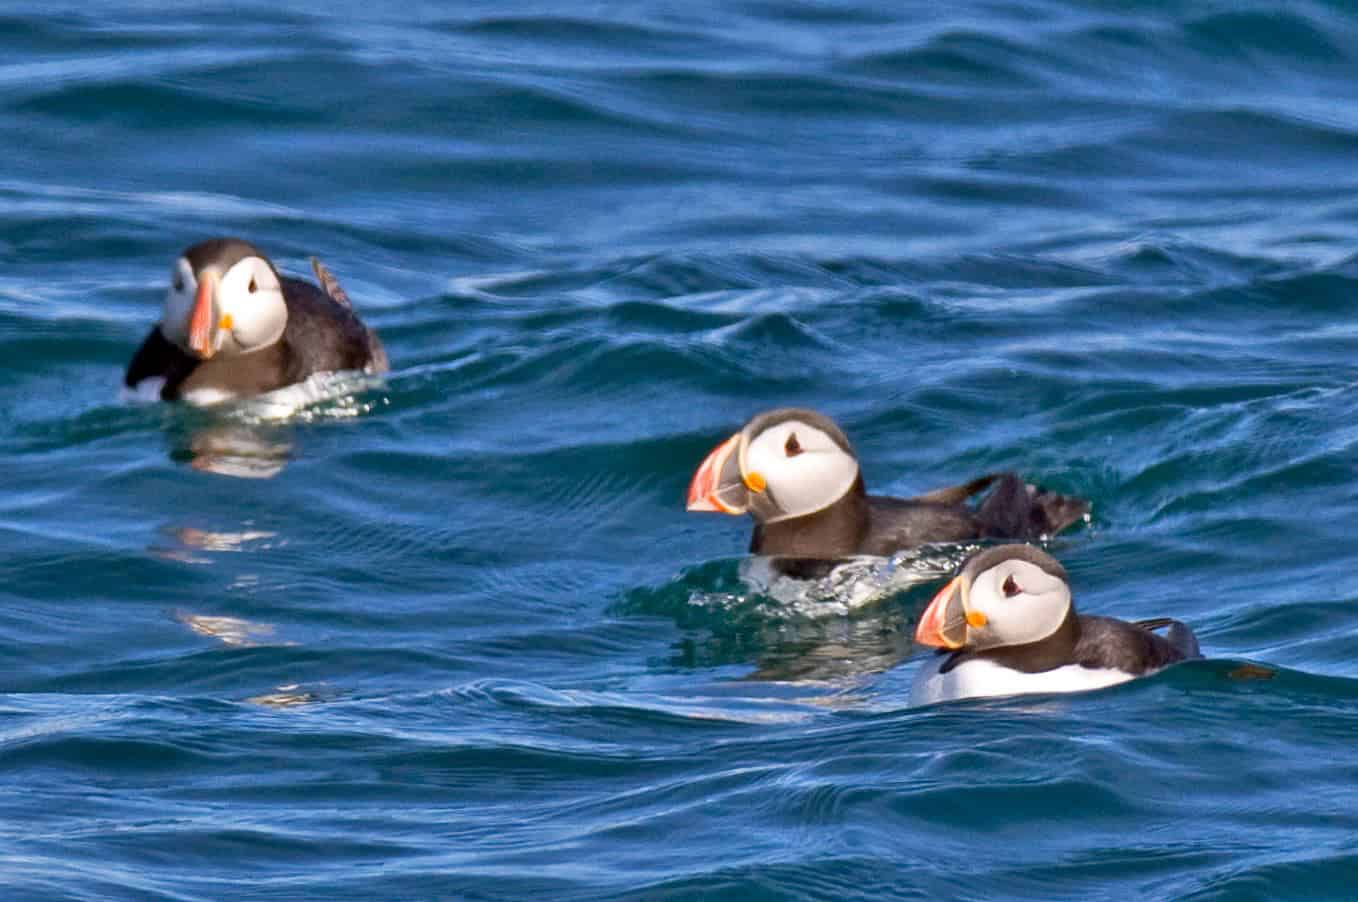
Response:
[4,2,1358,898]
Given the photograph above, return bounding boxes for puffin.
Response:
[910,544,1201,705]
[124,238,388,403]
[686,408,1089,559]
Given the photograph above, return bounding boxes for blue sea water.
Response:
[4,1,1358,898]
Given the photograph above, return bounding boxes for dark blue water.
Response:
[5,2,1358,898]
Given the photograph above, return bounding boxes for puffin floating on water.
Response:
[686,408,1089,559]
[125,238,387,404]
[910,544,1201,705]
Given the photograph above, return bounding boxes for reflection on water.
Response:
[149,522,279,563]
[740,602,920,683]
[184,423,292,479]
[247,684,326,709]
[170,525,278,552]
[145,372,388,479]
[175,611,291,647]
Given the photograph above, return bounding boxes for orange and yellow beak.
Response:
[915,574,987,649]
[686,432,745,513]
[188,270,218,358]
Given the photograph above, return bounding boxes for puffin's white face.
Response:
[740,418,860,523]
[687,410,861,524]
[963,557,1071,649]
[915,547,1073,651]
[161,256,198,348]
[161,255,286,359]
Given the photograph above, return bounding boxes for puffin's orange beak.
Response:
[915,575,972,649]
[188,270,217,358]
[686,433,744,514]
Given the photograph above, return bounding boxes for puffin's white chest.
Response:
[909,655,1135,707]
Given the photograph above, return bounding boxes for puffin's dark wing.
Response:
[125,326,198,393]
[1134,617,1202,661]
[279,277,387,377]
[973,472,1089,539]
[1075,615,1199,674]
[910,473,1002,506]
[859,496,983,555]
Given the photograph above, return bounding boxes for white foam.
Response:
[162,369,385,421]
[181,386,239,406]
[119,368,384,421]
[734,544,982,619]
[230,370,385,422]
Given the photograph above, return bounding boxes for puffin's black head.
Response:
[915,544,1074,652]
[686,407,861,524]
[182,237,271,275]
[161,237,287,359]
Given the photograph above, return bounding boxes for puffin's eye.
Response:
[248,276,258,294]
[173,275,184,292]
[784,432,803,457]
[1002,575,1021,597]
